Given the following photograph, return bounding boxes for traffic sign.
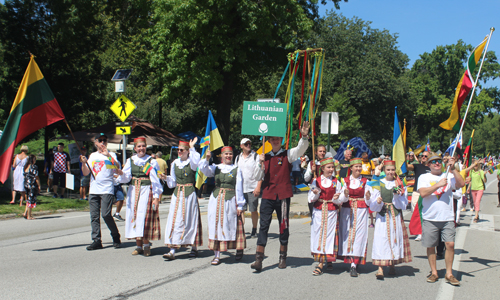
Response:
[116,126,131,135]
[110,95,136,122]
[241,101,287,137]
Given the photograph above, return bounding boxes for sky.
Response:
[321,0,499,83]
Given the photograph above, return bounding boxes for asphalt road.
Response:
[1,174,500,300]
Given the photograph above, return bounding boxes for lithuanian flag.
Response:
[0,55,65,183]
[440,37,488,131]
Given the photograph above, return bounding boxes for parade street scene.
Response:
[0,1,500,299]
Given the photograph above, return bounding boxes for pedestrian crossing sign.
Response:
[110,95,136,122]
[116,126,131,135]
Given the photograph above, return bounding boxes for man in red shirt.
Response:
[250,121,310,272]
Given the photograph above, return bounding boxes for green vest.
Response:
[173,161,196,196]
[379,183,401,217]
[131,157,152,186]
[212,166,237,200]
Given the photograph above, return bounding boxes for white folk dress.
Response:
[308,175,342,262]
[198,160,245,250]
[13,156,28,192]
[337,175,369,265]
[164,148,201,248]
[368,179,412,266]
[118,155,162,240]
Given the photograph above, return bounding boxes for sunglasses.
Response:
[422,155,428,157]
[178,149,186,152]
[429,159,442,165]
[244,142,251,146]
[98,139,107,143]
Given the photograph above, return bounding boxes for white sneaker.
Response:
[415,234,422,241]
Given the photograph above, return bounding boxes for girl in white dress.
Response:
[368,160,412,279]
[162,138,202,260]
[118,137,162,256]
[308,157,343,275]
[11,145,29,206]
[199,146,246,265]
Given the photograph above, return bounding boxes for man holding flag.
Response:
[417,152,464,285]
[250,121,310,272]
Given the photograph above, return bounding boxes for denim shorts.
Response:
[114,185,125,202]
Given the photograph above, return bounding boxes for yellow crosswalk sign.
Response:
[110,95,136,122]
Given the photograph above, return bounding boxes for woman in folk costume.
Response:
[308,157,342,276]
[198,146,246,265]
[367,160,412,279]
[118,137,162,256]
[162,138,202,260]
[337,157,370,277]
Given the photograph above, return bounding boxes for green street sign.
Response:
[241,101,287,137]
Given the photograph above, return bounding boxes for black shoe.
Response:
[436,252,444,260]
[113,214,125,222]
[86,240,103,251]
[350,266,358,277]
[113,239,121,248]
[250,228,257,238]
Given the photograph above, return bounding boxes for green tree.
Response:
[308,12,411,154]
[148,0,346,143]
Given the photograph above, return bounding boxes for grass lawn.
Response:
[0,192,89,216]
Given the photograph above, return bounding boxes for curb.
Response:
[0,208,87,220]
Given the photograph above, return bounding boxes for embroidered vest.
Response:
[173,160,196,195]
[315,177,338,211]
[379,183,401,217]
[342,176,368,208]
[262,151,293,200]
[131,157,151,186]
[213,166,237,200]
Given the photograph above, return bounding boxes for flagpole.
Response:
[63,119,95,179]
[447,27,494,176]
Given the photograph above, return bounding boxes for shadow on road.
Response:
[33,244,88,251]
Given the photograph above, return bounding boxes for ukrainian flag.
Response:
[195,110,224,189]
[393,107,407,175]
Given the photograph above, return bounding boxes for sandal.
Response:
[376,270,384,279]
[235,250,244,261]
[189,249,198,258]
[23,213,27,219]
[473,218,478,223]
[163,252,175,260]
[312,266,323,276]
[211,257,220,265]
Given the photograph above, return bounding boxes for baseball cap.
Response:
[240,138,251,145]
[379,155,386,159]
[94,133,108,140]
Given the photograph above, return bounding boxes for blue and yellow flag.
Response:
[393,107,407,175]
[295,184,310,192]
[195,110,224,189]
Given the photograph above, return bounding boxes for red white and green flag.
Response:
[462,129,475,169]
[440,37,488,131]
[0,55,65,183]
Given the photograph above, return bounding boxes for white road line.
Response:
[435,224,468,300]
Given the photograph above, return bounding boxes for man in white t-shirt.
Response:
[417,152,464,286]
[236,138,262,238]
[80,133,123,250]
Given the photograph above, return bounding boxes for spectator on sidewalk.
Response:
[338,149,353,178]
[51,143,71,198]
[44,147,55,193]
[417,152,464,286]
[155,151,168,175]
[80,133,122,251]
[235,138,262,239]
